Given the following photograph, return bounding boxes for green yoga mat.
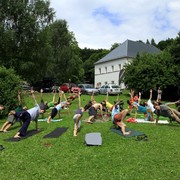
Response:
[111,127,145,138]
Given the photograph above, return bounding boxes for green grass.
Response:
[0,91,179,180]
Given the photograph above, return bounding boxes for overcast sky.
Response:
[50,0,180,49]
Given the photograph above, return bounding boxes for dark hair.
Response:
[101,100,106,106]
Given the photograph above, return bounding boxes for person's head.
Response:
[23,106,28,110]
[80,107,85,112]
[40,109,45,114]
[144,101,147,106]
[101,100,106,107]
[133,96,138,102]
[0,105,5,110]
[8,110,16,115]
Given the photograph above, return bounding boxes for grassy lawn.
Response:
[0,90,179,180]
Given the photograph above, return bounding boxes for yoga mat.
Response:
[38,118,63,122]
[136,119,169,124]
[111,127,145,138]
[5,129,42,142]
[43,127,68,138]
[85,132,102,146]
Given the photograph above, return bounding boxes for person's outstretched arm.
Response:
[17,90,21,105]
[149,89,153,100]
[52,91,56,103]
[63,92,67,102]
[138,92,141,105]
[31,90,37,105]
[91,91,95,102]
[78,92,81,108]
[40,89,43,101]
[105,91,109,102]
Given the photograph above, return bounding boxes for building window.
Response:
[119,64,121,70]
[112,66,114,72]
[111,81,114,84]
[99,68,101,74]
[105,67,107,73]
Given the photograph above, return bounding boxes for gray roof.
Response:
[95,39,160,65]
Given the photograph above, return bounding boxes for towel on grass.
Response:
[136,119,169,124]
[43,127,68,138]
[38,118,63,122]
[111,127,145,138]
[85,132,102,146]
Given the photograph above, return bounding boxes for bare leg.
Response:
[74,115,81,136]
[14,132,21,138]
[87,115,94,124]
[47,116,52,123]
[118,109,131,135]
[3,123,12,132]
[0,122,10,131]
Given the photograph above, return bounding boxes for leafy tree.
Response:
[123,51,177,98]
[0,0,54,83]
[151,38,157,47]
[47,20,84,83]
[0,66,23,112]
[146,39,150,44]
[110,43,120,51]
[157,38,174,51]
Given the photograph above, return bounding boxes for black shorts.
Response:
[50,108,58,119]
[89,107,97,117]
[7,115,16,124]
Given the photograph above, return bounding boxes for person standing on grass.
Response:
[73,92,84,136]
[157,87,162,103]
[0,90,27,132]
[47,91,70,123]
[11,90,42,138]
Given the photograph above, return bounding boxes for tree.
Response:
[110,43,120,51]
[47,20,84,83]
[123,51,178,99]
[0,0,55,83]
[0,66,23,112]
[151,38,157,47]
[157,38,174,51]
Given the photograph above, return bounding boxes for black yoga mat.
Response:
[5,129,42,142]
[43,127,68,138]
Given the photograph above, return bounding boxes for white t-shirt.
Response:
[147,99,155,112]
[27,104,41,121]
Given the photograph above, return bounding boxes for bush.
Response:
[0,66,23,113]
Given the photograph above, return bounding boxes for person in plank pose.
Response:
[47,91,70,123]
[111,101,131,136]
[10,90,42,138]
[0,91,27,132]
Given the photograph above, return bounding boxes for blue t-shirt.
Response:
[111,105,120,122]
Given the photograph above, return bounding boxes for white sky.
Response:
[50,0,180,49]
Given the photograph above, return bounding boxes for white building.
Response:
[94,39,160,89]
